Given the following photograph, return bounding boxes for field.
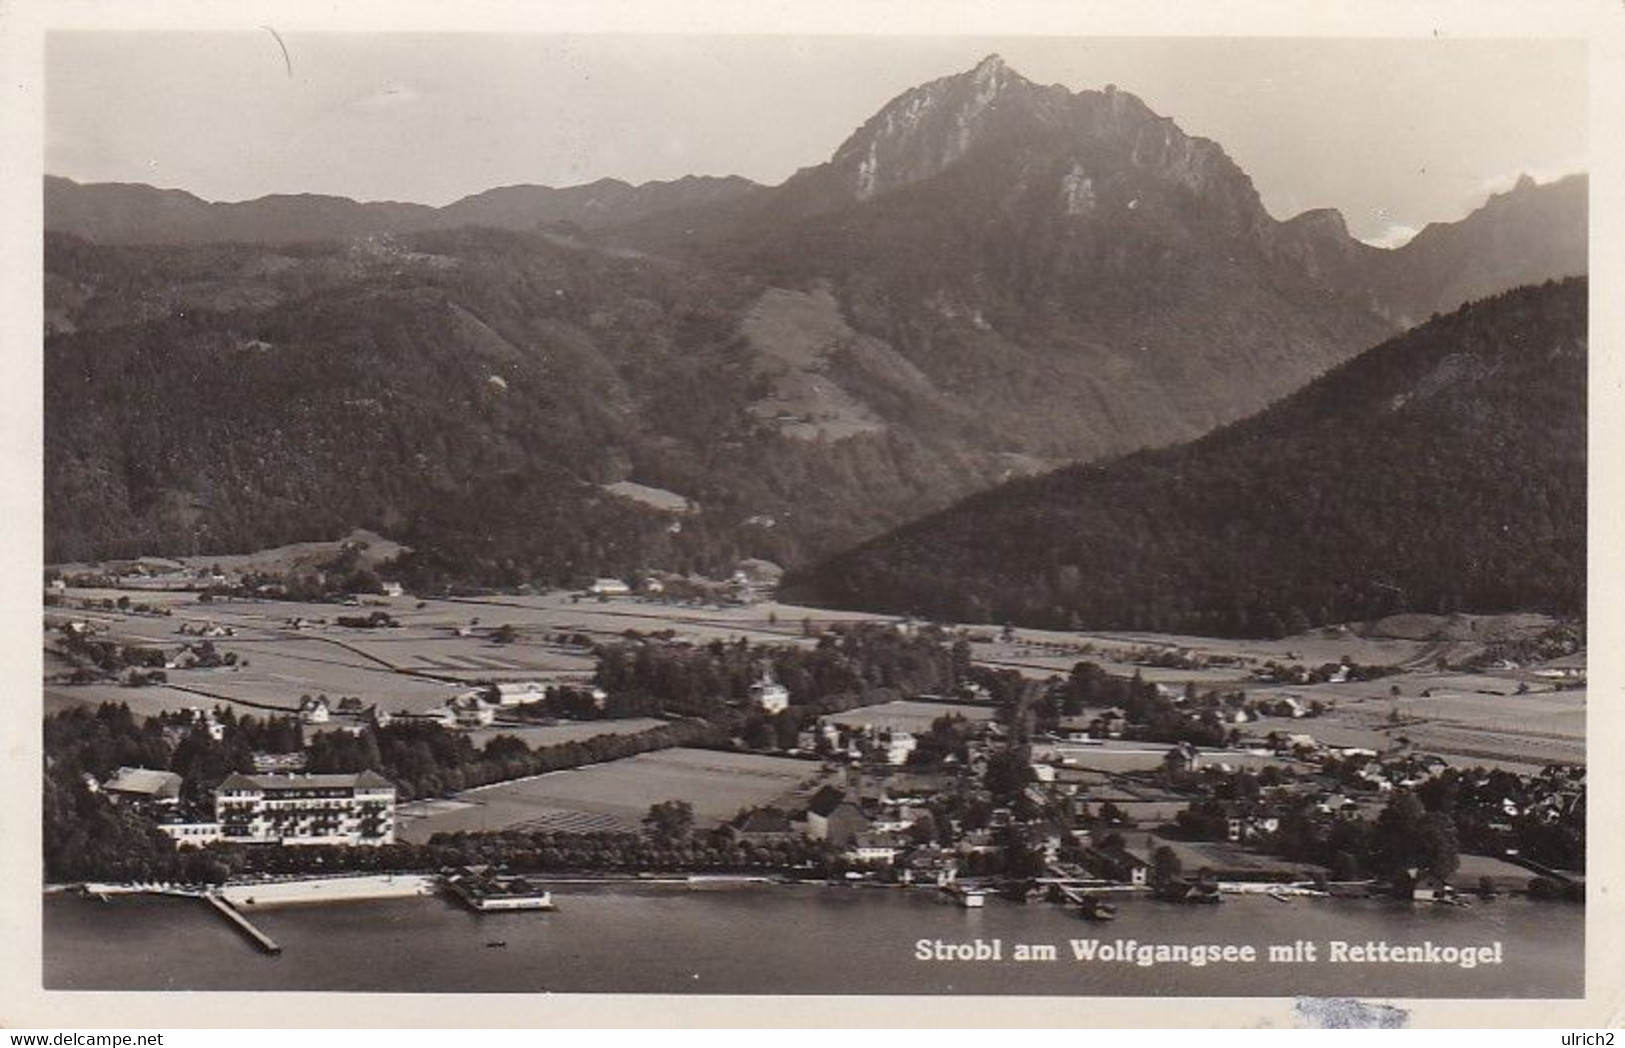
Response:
[44,586,899,718]
[1246,670,1584,772]
[52,529,407,580]
[820,700,994,733]
[968,613,1566,685]
[457,718,668,749]
[395,748,830,841]
[1039,741,1285,774]
[1147,836,1324,877]
[45,583,1583,776]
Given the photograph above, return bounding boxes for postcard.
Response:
[3,0,1619,1029]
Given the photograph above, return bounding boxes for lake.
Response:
[43,884,1581,996]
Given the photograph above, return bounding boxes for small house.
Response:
[848,832,904,866]
[102,766,183,807]
[749,671,790,714]
[495,681,548,707]
[727,808,796,844]
[803,786,870,846]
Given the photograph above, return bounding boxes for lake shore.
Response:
[44,882,1584,996]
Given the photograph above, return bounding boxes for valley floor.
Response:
[45,585,1582,776]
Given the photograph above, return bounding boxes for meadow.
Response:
[395,748,830,841]
[45,584,1583,777]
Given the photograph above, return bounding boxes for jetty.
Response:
[204,893,282,954]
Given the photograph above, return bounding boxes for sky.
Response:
[45,33,1587,246]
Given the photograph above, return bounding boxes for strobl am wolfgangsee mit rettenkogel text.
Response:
[913,937,1505,969]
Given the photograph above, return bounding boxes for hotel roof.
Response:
[219,770,396,792]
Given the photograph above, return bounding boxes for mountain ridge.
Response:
[780,278,1587,635]
[43,56,1589,594]
[43,172,765,245]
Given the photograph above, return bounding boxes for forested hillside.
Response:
[44,57,1587,586]
[44,227,1015,581]
[782,280,1587,635]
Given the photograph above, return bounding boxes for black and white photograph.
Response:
[13,5,1610,1018]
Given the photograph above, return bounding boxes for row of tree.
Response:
[594,623,962,719]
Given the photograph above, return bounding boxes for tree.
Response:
[643,800,694,843]
[950,639,973,682]
[1373,791,1459,882]
[908,811,940,845]
[1374,791,1426,872]
[772,712,800,751]
[1329,850,1361,881]
[1151,845,1183,887]
[343,568,384,595]
[742,718,774,750]
[983,748,1032,801]
[1420,811,1460,881]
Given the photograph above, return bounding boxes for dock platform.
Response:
[204,893,282,954]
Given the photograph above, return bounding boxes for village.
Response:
[43,547,1587,914]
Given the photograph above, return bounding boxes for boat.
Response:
[485,940,507,948]
[942,884,988,909]
[1077,896,1118,922]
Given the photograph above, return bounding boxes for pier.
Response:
[204,893,281,954]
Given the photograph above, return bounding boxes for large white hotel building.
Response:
[211,771,398,846]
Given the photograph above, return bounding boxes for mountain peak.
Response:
[972,53,1008,79]
[1285,206,1350,237]
[826,55,1056,201]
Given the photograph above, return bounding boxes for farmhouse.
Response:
[749,671,791,714]
[1164,741,1200,773]
[494,681,548,706]
[448,693,497,728]
[1280,732,1319,754]
[802,786,871,846]
[298,695,331,725]
[102,766,183,807]
[400,706,458,729]
[879,729,916,765]
[1084,843,1152,886]
[252,751,309,774]
[1056,716,1094,742]
[727,807,796,843]
[848,832,904,866]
